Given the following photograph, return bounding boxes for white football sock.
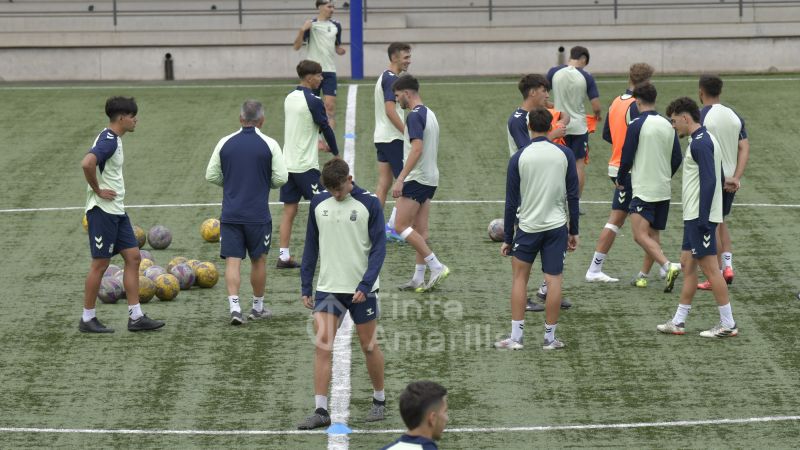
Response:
[253,296,264,312]
[279,248,290,262]
[638,271,649,279]
[538,280,548,296]
[544,322,557,342]
[588,252,606,273]
[373,390,385,402]
[82,308,96,322]
[315,395,328,411]
[722,252,733,269]
[718,303,735,328]
[228,295,241,313]
[128,303,143,321]
[672,304,691,325]
[388,207,397,230]
[424,253,443,272]
[661,262,671,277]
[412,264,426,284]
[511,320,524,342]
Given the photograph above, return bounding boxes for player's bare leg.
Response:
[375,162,393,207]
[225,257,241,297]
[119,247,142,306]
[323,95,336,130]
[84,258,110,310]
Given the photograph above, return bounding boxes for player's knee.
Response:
[399,227,414,240]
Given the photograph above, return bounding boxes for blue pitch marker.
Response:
[344,133,356,139]
[326,423,352,435]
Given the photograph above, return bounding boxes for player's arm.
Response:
[547,111,568,141]
[590,98,602,121]
[384,101,404,133]
[205,140,224,186]
[670,132,683,176]
[732,120,750,183]
[308,95,340,155]
[601,106,613,143]
[293,20,312,51]
[82,137,118,199]
[585,72,602,120]
[334,22,346,55]
[509,116,531,150]
[502,153,522,255]
[563,146,580,245]
[616,119,642,187]
[693,141,717,232]
[300,199,321,307]
[268,141,289,188]
[392,112,425,198]
[357,198,387,297]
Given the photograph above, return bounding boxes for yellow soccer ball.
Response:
[154,273,180,301]
[82,215,88,232]
[133,225,147,248]
[139,258,154,275]
[138,276,156,303]
[195,261,219,288]
[200,218,221,243]
[166,256,188,273]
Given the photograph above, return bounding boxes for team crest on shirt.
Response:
[350,210,358,221]
[322,210,328,217]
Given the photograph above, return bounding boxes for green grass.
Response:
[1,75,799,448]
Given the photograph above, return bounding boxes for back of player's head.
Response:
[105,96,137,121]
[240,99,264,125]
[399,381,448,430]
[528,107,553,133]
[321,158,350,190]
[699,74,723,97]
[387,42,411,60]
[633,82,657,105]
[629,63,655,86]
[392,74,419,92]
[315,0,330,7]
[570,46,590,64]
[297,59,323,79]
[518,74,549,99]
[666,97,701,123]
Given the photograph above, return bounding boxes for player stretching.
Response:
[585,63,655,283]
[79,96,164,333]
[495,108,579,350]
[277,60,339,269]
[292,0,346,129]
[616,83,683,292]
[391,75,450,292]
[696,75,749,290]
[658,97,738,337]
[374,42,412,240]
[298,159,387,429]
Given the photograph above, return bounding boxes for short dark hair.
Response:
[297,60,322,78]
[399,381,448,430]
[387,42,411,60]
[392,74,419,92]
[699,74,723,97]
[633,82,657,105]
[629,63,655,86]
[517,74,549,99]
[315,0,330,7]
[321,158,350,190]
[570,46,590,64]
[105,96,137,121]
[666,96,701,123]
[528,107,553,133]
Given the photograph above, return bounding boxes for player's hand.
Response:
[317,139,331,153]
[568,235,579,251]
[724,176,740,192]
[352,290,366,303]
[302,295,314,309]
[594,112,603,122]
[97,189,117,200]
[391,179,403,198]
[548,125,566,140]
[301,19,312,31]
[336,47,346,56]
[500,243,511,256]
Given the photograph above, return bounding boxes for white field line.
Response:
[326,83,359,450]
[3,199,800,214]
[1,415,798,437]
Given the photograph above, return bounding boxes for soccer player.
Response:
[658,97,738,337]
[298,159,387,429]
[616,83,683,292]
[381,381,449,450]
[277,60,340,269]
[206,100,288,325]
[547,46,602,203]
[494,108,579,350]
[374,42,412,240]
[292,0,345,129]
[507,74,571,312]
[79,96,164,333]
[585,63,655,283]
[391,74,450,292]
[696,74,749,290]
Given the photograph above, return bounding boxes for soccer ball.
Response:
[139,258,154,275]
[144,265,166,281]
[148,225,172,250]
[170,263,196,290]
[154,274,180,301]
[138,276,156,303]
[104,264,122,278]
[200,218,221,243]
[133,225,147,248]
[82,215,88,232]
[186,259,202,272]
[167,256,188,273]
[140,249,154,262]
[98,276,124,304]
[195,261,219,288]
[487,218,504,242]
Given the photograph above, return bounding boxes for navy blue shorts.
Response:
[402,180,436,204]
[375,140,404,178]
[313,72,337,97]
[565,133,589,160]
[220,222,272,260]
[279,169,322,203]
[313,291,379,324]
[610,177,632,212]
[511,226,568,275]
[629,197,670,231]
[86,206,138,259]
[722,191,735,217]
[682,219,718,258]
